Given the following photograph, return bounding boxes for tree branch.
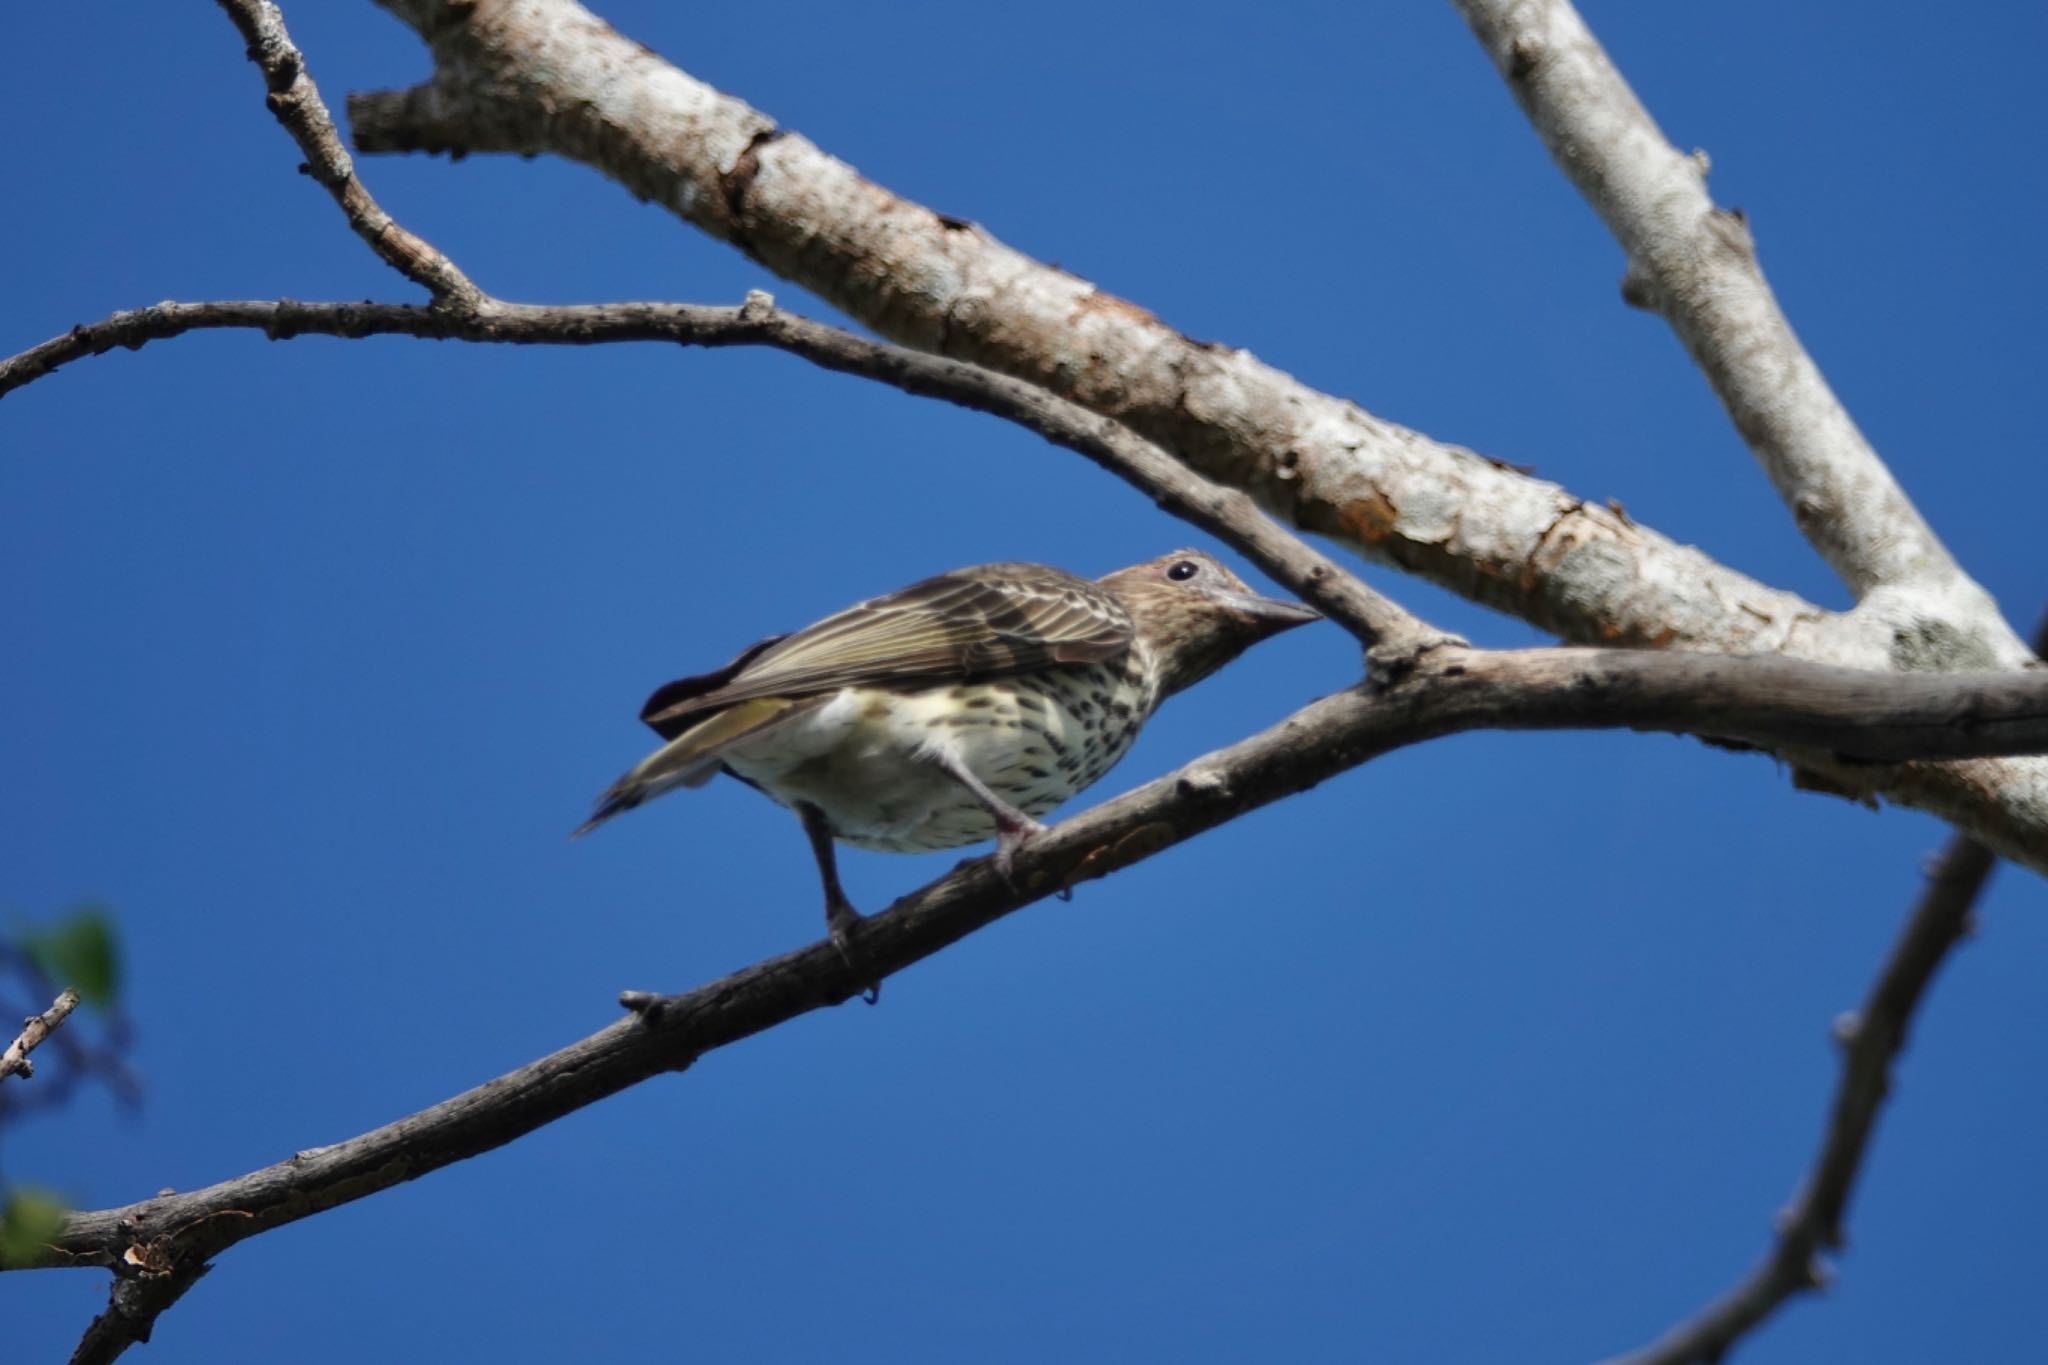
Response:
[1452,0,1975,609]
[344,0,1845,664]
[12,644,2048,1297]
[14,2,1418,655]
[216,0,481,305]
[1598,606,2048,1363]
[69,1260,212,1365]
[0,989,81,1084]
[0,944,141,1121]
[1600,831,1998,1365]
[0,292,1427,651]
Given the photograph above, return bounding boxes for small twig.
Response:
[0,945,142,1119]
[214,0,481,306]
[1599,832,1996,1365]
[0,989,82,1083]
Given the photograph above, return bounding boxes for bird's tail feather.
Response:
[570,697,816,838]
[570,779,646,840]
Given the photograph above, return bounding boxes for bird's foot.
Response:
[826,899,881,1005]
[989,816,1050,892]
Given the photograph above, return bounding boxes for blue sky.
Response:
[4,2,2045,1361]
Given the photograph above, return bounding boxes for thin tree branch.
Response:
[0,946,142,1120]
[1599,832,1998,1365]
[0,291,1427,650]
[1601,607,2048,1364]
[0,989,81,1083]
[1451,0,1979,610]
[17,2,1419,655]
[216,0,481,305]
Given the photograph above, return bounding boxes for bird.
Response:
[575,549,1318,952]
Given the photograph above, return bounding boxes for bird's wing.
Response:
[638,635,788,741]
[640,563,1132,737]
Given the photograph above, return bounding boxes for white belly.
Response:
[720,676,1147,852]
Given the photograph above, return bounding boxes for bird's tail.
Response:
[571,748,718,839]
[570,696,817,839]
[570,777,649,839]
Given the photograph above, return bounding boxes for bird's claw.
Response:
[989,817,1050,892]
[827,900,881,1005]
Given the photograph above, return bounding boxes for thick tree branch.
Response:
[1453,0,1978,611]
[12,645,2048,1299]
[1601,832,1997,1365]
[345,0,1842,664]
[0,988,81,1083]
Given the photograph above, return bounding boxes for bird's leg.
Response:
[797,802,878,1005]
[926,751,1048,890]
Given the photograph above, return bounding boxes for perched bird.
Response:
[576,550,1317,944]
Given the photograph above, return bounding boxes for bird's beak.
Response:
[1223,591,1321,632]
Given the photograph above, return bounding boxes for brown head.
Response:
[1096,550,1320,699]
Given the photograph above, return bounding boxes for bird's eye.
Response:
[1166,559,1201,582]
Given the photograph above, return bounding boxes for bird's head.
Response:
[1096,550,1320,698]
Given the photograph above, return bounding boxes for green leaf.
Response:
[21,905,121,1008]
[0,1188,69,1268]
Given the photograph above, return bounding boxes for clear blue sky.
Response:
[4,2,2045,1361]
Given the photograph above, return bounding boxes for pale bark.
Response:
[343,0,1819,653]
[0,989,81,1084]
[1453,0,1990,611]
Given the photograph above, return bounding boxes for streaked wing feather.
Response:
[640,564,1131,733]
